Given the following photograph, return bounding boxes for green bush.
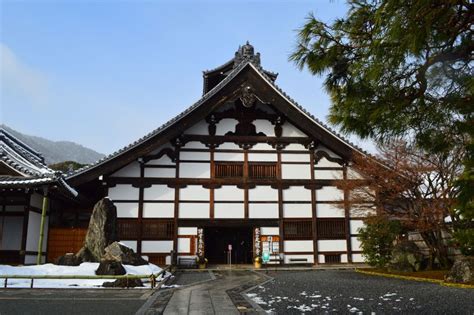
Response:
[358,216,402,268]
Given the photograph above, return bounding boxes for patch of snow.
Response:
[353,297,365,301]
[383,292,397,297]
[348,306,360,313]
[310,294,322,298]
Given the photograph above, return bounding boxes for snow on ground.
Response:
[0,263,165,289]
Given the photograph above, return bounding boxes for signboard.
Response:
[262,252,270,263]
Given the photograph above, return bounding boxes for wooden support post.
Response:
[37,187,49,265]
[343,165,352,263]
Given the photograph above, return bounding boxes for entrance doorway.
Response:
[204,226,253,264]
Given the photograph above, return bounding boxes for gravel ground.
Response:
[247,270,474,314]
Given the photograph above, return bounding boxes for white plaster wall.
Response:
[318,255,325,264]
[116,203,139,218]
[283,186,311,201]
[145,167,176,178]
[284,240,313,252]
[314,157,342,168]
[214,186,244,201]
[281,153,310,162]
[351,237,362,251]
[341,254,348,263]
[180,151,210,161]
[5,205,24,212]
[284,255,314,264]
[316,186,344,201]
[30,193,43,209]
[318,240,347,252]
[260,227,279,235]
[250,143,273,150]
[146,155,175,166]
[281,164,311,179]
[108,184,139,201]
[178,227,197,235]
[249,204,279,218]
[214,203,245,218]
[249,186,278,201]
[283,204,312,218]
[142,203,174,218]
[141,240,173,253]
[178,238,191,253]
[282,122,307,137]
[120,240,137,251]
[110,162,141,177]
[214,152,244,161]
[25,255,45,265]
[316,203,345,218]
[1,216,23,250]
[350,220,365,234]
[26,211,48,252]
[347,167,364,179]
[179,203,209,218]
[184,121,208,135]
[144,185,175,201]
[314,170,344,180]
[352,253,365,263]
[315,145,341,159]
[180,185,209,201]
[179,163,210,178]
[247,153,277,162]
[283,143,306,151]
[254,119,275,136]
[215,119,238,136]
[216,143,241,150]
[183,141,207,149]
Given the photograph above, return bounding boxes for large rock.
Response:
[56,253,82,266]
[77,198,118,262]
[102,278,143,288]
[389,241,424,272]
[103,242,148,266]
[445,257,474,283]
[95,260,126,276]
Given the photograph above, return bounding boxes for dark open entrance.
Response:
[204,226,253,264]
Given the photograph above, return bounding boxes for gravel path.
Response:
[246,270,474,314]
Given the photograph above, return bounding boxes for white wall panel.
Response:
[183,141,207,149]
[178,227,198,235]
[120,241,137,252]
[281,153,310,162]
[179,203,209,218]
[178,238,191,253]
[144,185,175,201]
[25,255,45,265]
[247,153,277,162]
[316,186,344,201]
[108,184,139,200]
[284,240,313,252]
[315,145,341,159]
[214,152,244,161]
[217,143,241,150]
[249,186,278,201]
[1,216,23,250]
[352,253,365,263]
[141,240,173,253]
[116,203,139,218]
[318,255,325,264]
[350,220,365,234]
[282,122,307,137]
[184,121,208,135]
[318,240,347,252]
[314,157,342,168]
[30,193,43,209]
[110,162,141,177]
[316,204,345,217]
[180,151,210,161]
[347,167,364,179]
[283,186,311,201]
[250,143,273,150]
[281,164,311,179]
[284,255,314,264]
[283,143,306,151]
[145,167,176,178]
[26,211,48,252]
[179,163,210,178]
[314,170,344,180]
[215,119,238,136]
[214,186,244,201]
[260,227,279,235]
[142,203,174,218]
[255,119,275,136]
[146,155,175,166]
[214,203,245,218]
[351,237,362,251]
[180,185,209,201]
[249,204,278,218]
[283,203,312,218]
[341,254,348,263]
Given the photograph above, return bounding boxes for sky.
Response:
[1,0,375,155]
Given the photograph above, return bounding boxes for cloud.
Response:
[1,43,49,106]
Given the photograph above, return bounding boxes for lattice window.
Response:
[317,218,346,239]
[325,254,341,264]
[142,220,175,240]
[249,163,277,179]
[283,220,313,240]
[215,162,244,178]
[117,220,140,239]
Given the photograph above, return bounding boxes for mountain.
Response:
[1,125,105,165]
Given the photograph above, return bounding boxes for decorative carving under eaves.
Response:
[143,148,177,163]
[240,85,257,108]
[313,150,345,165]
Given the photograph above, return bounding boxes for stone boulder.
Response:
[56,253,82,266]
[102,278,143,288]
[77,198,118,262]
[445,257,474,283]
[103,242,148,266]
[389,241,424,272]
[95,260,126,276]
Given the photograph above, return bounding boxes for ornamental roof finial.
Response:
[234,41,260,67]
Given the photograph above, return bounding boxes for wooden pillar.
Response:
[137,161,145,255]
[37,187,49,265]
[172,144,181,263]
[210,148,215,220]
[309,149,319,264]
[343,165,353,263]
[21,190,31,264]
[244,149,249,219]
[277,149,284,260]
